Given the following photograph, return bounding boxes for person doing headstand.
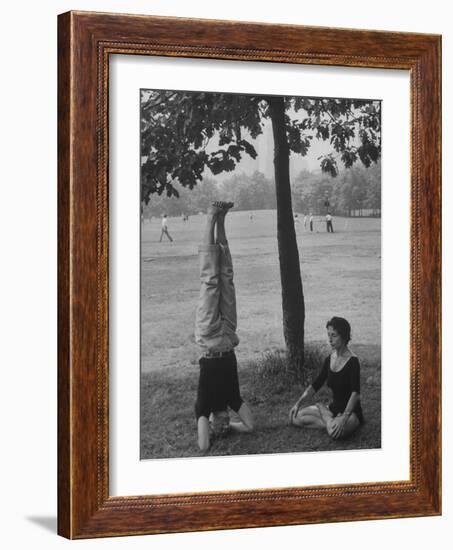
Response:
[194,202,254,452]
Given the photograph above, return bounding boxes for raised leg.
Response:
[215,206,238,335]
[195,204,231,346]
[194,211,222,344]
[215,208,228,246]
[203,210,217,246]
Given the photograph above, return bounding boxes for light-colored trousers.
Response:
[195,243,239,352]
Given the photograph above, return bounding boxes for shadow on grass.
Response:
[140,341,381,460]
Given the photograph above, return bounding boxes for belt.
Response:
[203,349,234,359]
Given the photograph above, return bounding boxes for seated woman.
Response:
[289,317,363,440]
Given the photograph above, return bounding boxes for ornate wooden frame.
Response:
[58,11,441,539]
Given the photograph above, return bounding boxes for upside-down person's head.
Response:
[210,410,230,437]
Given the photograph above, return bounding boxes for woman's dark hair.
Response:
[326,317,351,345]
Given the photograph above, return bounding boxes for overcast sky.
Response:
[227,118,335,180]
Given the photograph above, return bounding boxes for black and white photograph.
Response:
[139,88,382,459]
[2,0,447,547]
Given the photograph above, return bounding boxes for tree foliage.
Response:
[292,161,381,217]
[140,88,381,376]
[141,91,261,201]
[140,90,381,203]
[142,164,381,218]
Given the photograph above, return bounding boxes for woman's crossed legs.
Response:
[292,403,360,440]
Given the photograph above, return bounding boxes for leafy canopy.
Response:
[140,90,381,203]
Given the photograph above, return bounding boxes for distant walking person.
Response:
[326,212,334,233]
[303,214,308,231]
[309,213,314,232]
[194,202,254,452]
[159,214,173,242]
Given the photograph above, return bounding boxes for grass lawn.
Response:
[141,343,381,459]
[140,210,381,459]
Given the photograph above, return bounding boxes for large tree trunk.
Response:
[268,96,305,378]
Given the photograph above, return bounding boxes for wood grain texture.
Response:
[57,11,72,538]
[57,10,442,539]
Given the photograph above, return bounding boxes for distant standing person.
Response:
[194,202,254,452]
[303,214,308,231]
[309,213,314,232]
[326,212,334,233]
[159,214,174,242]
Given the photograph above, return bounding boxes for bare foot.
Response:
[213,201,234,216]
[206,204,224,217]
[316,402,334,423]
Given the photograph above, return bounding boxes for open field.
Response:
[141,210,380,372]
[140,209,381,458]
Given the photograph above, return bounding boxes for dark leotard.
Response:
[311,355,364,424]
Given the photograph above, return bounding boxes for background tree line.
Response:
[142,161,381,219]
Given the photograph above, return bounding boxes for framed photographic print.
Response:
[58,11,441,539]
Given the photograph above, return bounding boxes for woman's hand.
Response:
[289,402,301,425]
[289,386,314,425]
[330,414,348,439]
